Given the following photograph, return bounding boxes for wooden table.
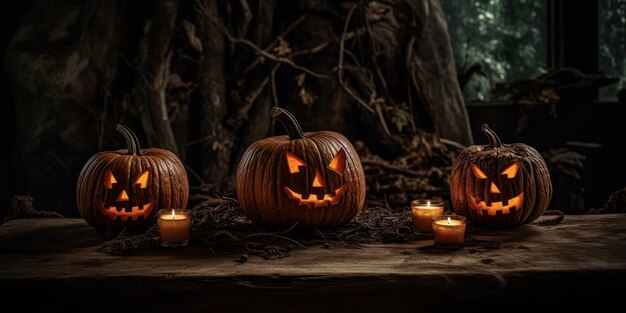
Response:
[1,215,625,312]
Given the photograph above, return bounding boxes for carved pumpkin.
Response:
[236,107,366,228]
[450,124,552,228]
[76,125,189,231]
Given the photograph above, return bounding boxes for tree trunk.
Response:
[133,0,180,156]
[196,0,231,186]
[228,0,277,178]
[407,0,473,145]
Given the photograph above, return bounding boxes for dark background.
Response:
[1,0,624,217]
[1,1,31,214]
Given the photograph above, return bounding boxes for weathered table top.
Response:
[1,215,625,312]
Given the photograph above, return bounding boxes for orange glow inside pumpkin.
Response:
[469,193,524,216]
[134,171,150,188]
[104,170,117,189]
[328,149,346,174]
[284,149,347,208]
[469,161,524,216]
[470,163,487,179]
[116,190,130,202]
[100,169,154,221]
[284,185,347,207]
[286,151,306,174]
[490,182,501,194]
[501,161,520,179]
[312,170,325,187]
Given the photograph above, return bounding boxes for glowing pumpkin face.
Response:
[467,161,524,216]
[236,107,366,228]
[450,124,552,228]
[77,125,189,232]
[99,169,154,221]
[283,149,347,208]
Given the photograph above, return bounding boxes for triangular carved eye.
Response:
[286,151,307,174]
[470,163,487,179]
[134,170,150,188]
[501,161,520,179]
[328,149,346,174]
[105,170,118,189]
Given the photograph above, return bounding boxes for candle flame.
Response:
[447,216,451,225]
[426,200,431,207]
[172,209,175,220]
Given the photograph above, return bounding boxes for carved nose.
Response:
[490,182,501,194]
[116,189,129,202]
[312,170,325,188]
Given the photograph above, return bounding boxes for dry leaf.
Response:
[295,73,315,105]
[181,20,203,52]
[272,36,292,58]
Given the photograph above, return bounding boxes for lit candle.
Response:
[432,215,467,246]
[411,199,444,232]
[157,209,190,247]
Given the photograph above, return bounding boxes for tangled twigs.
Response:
[533,210,565,226]
[315,206,414,246]
[357,132,463,208]
[338,6,375,114]
[100,224,160,256]
[241,16,306,79]
[188,197,302,259]
[101,194,418,260]
[2,195,63,224]
[196,1,329,80]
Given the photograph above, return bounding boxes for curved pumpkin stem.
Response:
[481,124,502,148]
[271,107,305,140]
[116,125,143,156]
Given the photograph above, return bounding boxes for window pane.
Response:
[440,0,547,101]
[599,0,626,99]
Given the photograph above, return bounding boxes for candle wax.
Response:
[432,219,466,245]
[158,213,190,244]
[411,204,444,232]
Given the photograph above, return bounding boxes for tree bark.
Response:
[406,0,473,146]
[196,0,231,186]
[133,0,180,156]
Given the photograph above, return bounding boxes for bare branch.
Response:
[196,4,329,79]
[361,159,422,177]
[338,7,375,113]
[242,16,306,77]
[365,16,393,103]
[238,0,253,33]
[228,63,281,129]
[271,64,279,107]
[292,28,367,57]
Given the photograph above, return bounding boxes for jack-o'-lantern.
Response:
[76,125,189,232]
[236,107,366,228]
[450,124,552,228]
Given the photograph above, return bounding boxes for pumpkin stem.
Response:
[481,124,502,148]
[271,107,305,140]
[116,125,143,156]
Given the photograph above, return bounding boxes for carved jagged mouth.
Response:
[468,193,524,216]
[98,201,154,221]
[284,185,347,208]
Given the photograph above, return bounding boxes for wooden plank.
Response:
[0,215,625,312]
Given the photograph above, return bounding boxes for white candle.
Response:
[432,215,466,246]
[411,199,444,232]
[157,209,190,247]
